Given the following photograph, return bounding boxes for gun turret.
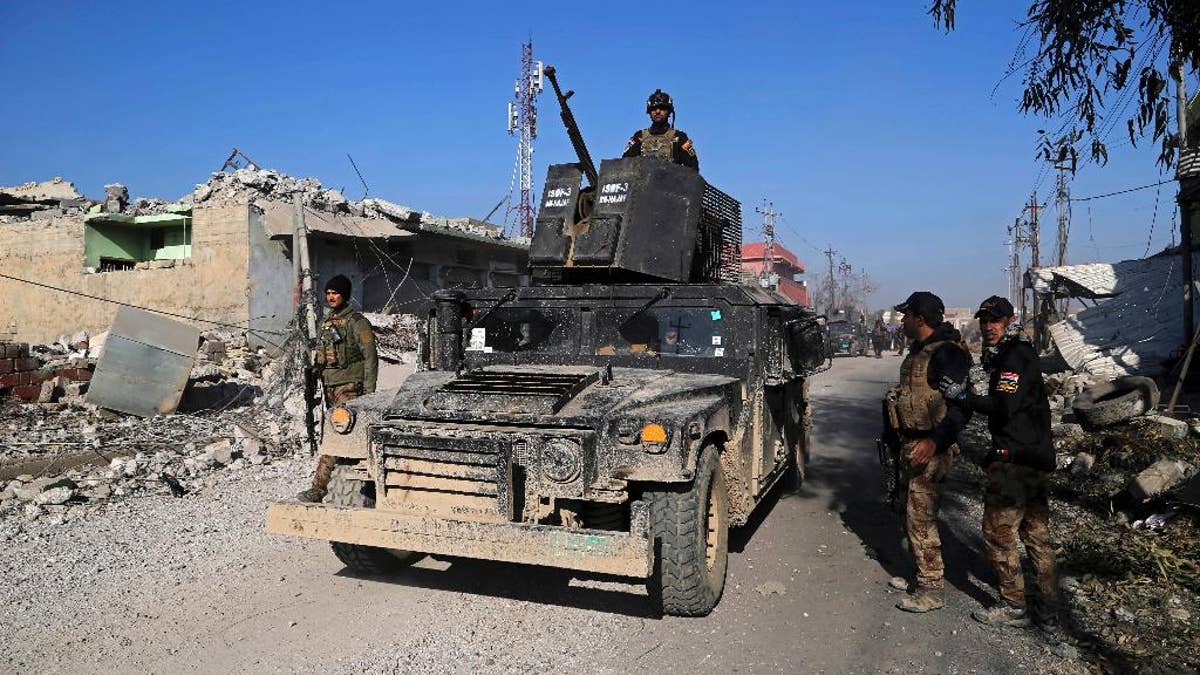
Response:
[543,65,598,186]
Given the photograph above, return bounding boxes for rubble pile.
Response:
[0,337,96,404]
[192,168,505,238]
[0,177,90,222]
[1048,418,1200,670]
[364,313,422,362]
[0,328,315,532]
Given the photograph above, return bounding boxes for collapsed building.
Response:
[0,171,529,352]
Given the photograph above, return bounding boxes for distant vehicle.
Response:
[828,320,868,357]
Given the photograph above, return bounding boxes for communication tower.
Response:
[505,40,543,237]
[755,200,781,288]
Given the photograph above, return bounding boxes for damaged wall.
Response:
[0,204,252,345]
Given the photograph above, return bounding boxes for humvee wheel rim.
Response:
[704,480,720,571]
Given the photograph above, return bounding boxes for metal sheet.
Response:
[86,307,199,416]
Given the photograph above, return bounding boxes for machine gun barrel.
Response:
[543,64,598,186]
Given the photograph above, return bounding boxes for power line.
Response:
[0,271,289,338]
[1069,179,1175,202]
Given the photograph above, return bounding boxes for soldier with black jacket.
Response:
[941,296,1059,629]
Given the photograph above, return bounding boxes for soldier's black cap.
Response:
[974,295,1015,320]
[325,274,352,297]
[894,291,944,325]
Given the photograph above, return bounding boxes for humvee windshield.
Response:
[596,307,726,357]
[467,307,573,353]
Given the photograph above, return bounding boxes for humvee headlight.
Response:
[640,423,669,444]
[540,438,582,483]
[330,406,355,434]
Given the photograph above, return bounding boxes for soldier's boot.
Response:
[896,587,944,613]
[971,603,1032,628]
[296,455,337,503]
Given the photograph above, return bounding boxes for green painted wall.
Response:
[84,221,192,267]
[84,224,146,267]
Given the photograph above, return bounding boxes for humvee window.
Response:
[596,308,725,357]
[467,307,572,353]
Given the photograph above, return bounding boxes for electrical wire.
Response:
[1069,179,1175,202]
[0,271,289,339]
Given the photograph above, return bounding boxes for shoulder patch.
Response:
[996,371,1020,393]
[681,139,695,155]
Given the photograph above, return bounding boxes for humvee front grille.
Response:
[374,426,512,523]
[427,369,599,415]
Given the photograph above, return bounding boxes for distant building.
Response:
[740,242,811,306]
[943,307,973,331]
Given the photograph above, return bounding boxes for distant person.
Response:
[886,291,973,613]
[622,89,699,171]
[296,274,378,503]
[872,318,886,358]
[941,296,1059,631]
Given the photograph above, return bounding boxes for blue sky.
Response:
[0,1,1188,309]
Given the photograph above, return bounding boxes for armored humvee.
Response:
[266,74,828,617]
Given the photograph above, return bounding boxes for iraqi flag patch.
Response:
[997,371,1020,393]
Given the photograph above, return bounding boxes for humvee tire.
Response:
[647,446,729,616]
[327,464,423,573]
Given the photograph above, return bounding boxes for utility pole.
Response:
[1023,192,1046,345]
[292,194,320,456]
[839,258,853,315]
[824,247,837,315]
[756,200,780,289]
[1054,164,1071,267]
[1176,62,1194,346]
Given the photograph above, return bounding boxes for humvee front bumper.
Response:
[265,499,653,577]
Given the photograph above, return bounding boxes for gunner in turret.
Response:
[622,89,699,171]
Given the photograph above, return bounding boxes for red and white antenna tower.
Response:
[756,199,780,287]
[505,40,543,237]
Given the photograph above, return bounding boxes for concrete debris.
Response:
[364,313,421,363]
[1140,414,1190,440]
[192,168,507,239]
[0,178,89,222]
[1129,459,1195,502]
[1070,452,1096,477]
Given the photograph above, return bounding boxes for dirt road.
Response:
[1,356,1082,674]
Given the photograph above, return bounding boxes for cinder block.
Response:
[0,373,19,387]
[5,344,29,358]
[61,368,93,382]
[13,357,38,372]
[0,359,12,374]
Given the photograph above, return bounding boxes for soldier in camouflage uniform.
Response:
[942,296,1059,629]
[296,274,378,503]
[887,292,972,613]
[622,89,699,171]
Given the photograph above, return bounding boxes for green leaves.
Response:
[930,0,1199,171]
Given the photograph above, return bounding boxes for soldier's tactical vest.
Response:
[320,311,365,369]
[640,128,676,161]
[892,339,958,432]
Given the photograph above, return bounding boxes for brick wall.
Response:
[0,341,94,402]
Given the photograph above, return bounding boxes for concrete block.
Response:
[11,384,40,400]
[13,357,38,371]
[1143,414,1189,440]
[1130,459,1195,501]
[0,359,11,374]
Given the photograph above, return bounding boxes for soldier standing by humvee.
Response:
[622,89,699,171]
[940,296,1059,629]
[886,291,973,613]
[296,274,378,503]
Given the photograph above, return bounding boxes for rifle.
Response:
[543,64,598,187]
[877,392,904,512]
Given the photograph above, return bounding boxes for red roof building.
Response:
[741,242,811,307]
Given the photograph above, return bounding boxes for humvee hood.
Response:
[385,365,737,423]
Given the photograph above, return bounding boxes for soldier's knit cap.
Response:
[325,274,352,297]
[974,295,1015,319]
[894,291,944,325]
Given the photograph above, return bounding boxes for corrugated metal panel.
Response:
[86,307,199,417]
[1045,253,1197,378]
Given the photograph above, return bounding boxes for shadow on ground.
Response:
[809,387,996,607]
